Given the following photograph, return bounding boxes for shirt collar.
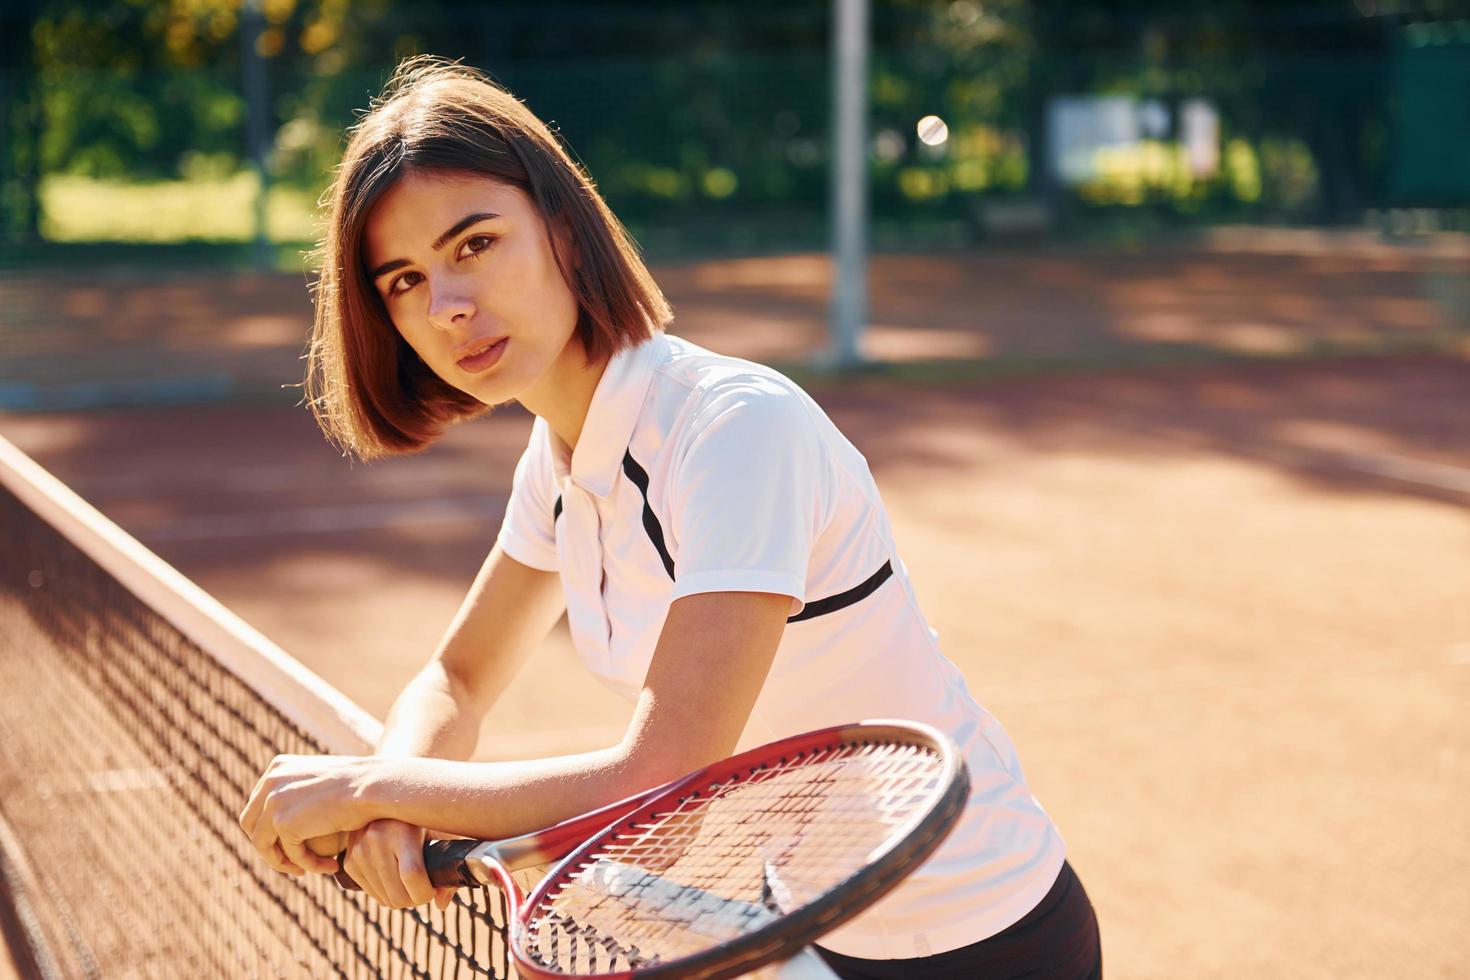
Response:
[549,332,668,498]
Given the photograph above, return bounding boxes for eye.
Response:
[459,234,497,260]
[387,271,424,297]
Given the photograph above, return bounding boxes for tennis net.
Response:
[0,434,513,979]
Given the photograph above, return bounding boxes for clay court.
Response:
[2,232,1467,977]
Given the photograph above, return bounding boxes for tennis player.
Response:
[240,57,1101,978]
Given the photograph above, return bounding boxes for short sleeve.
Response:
[668,377,831,615]
[495,420,560,572]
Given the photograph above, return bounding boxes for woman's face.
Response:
[363,170,584,410]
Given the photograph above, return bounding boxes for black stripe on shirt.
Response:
[787,560,893,624]
[622,452,676,580]
[617,451,891,624]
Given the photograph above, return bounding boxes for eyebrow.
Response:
[368,211,500,281]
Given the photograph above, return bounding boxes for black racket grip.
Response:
[331,838,483,891]
[425,839,483,889]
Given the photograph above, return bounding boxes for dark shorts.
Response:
[816,860,1102,980]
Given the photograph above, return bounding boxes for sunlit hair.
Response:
[305,56,670,459]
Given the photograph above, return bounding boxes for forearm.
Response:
[356,745,652,841]
[376,661,483,761]
[255,592,788,860]
[358,592,790,841]
[374,547,562,762]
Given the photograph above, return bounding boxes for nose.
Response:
[425,283,475,331]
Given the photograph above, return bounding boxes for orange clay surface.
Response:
[1,230,1467,978]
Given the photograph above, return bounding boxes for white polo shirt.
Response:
[496,332,1066,958]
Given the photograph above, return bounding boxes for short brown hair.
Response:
[305,57,671,459]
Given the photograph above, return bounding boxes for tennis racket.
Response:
[323,720,969,979]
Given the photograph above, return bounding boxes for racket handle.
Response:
[330,838,483,892]
[423,839,484,889]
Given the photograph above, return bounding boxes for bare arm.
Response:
[377,542,565,760]
[358,589,790,839]
[327,544,563,908]
[244,590,793,858]
[242,589,789,896]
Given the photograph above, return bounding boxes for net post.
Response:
[241,0,272,271]
[824,0,872,372]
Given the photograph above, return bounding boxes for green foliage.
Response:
[7,0,1461,251]
[41,173,318,243]
[26,0,358,183]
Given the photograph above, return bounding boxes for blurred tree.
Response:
[11,0,1468,245]
[25,0,361,182]
[1,0,45,243]
[1010,0,1468,222]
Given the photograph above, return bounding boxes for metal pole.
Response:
[241,0,271,269]
[826,0,870,370]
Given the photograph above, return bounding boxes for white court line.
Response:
[61,461,495,495]
[1336,451,1470,496]
[34,769,172,795]
[1079,403,1470,499]
[982,655,1470,709]
[1181,433,1470,498]
[133,497,507,542]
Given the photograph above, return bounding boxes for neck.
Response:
[518,340,607,452]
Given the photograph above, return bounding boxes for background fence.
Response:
[4,1,1468,265]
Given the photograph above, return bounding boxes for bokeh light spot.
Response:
[917,115,950,147]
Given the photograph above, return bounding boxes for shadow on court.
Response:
[1,233,1467,979]
[2,229,1465,410]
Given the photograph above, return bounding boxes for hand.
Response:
[238,754,377,877]
[343,819,458,911]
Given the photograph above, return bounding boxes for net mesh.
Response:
[525,741,947,975]
[0,443,514,979]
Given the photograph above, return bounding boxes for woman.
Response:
[239,57,1101,978]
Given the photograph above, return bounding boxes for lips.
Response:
[455,337,508,374]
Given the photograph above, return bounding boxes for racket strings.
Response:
[536,909,648,974]
[521,740,948,973]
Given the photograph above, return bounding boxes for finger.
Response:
[397,838,437,908]
[357,825,418,909]
[339,826,369,887]
[434,886,456,912]
[372,848,416,909]
[247,810,303,876]
[307,832,349,863]
[238,755,293,834]
[280,836,339,876]
[354,821,423,909]
[238,776,268,839]
[266,842,305,878]
[344,839,390,907]
[341,846,366,894]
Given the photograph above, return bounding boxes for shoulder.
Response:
[653,336,824,444]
